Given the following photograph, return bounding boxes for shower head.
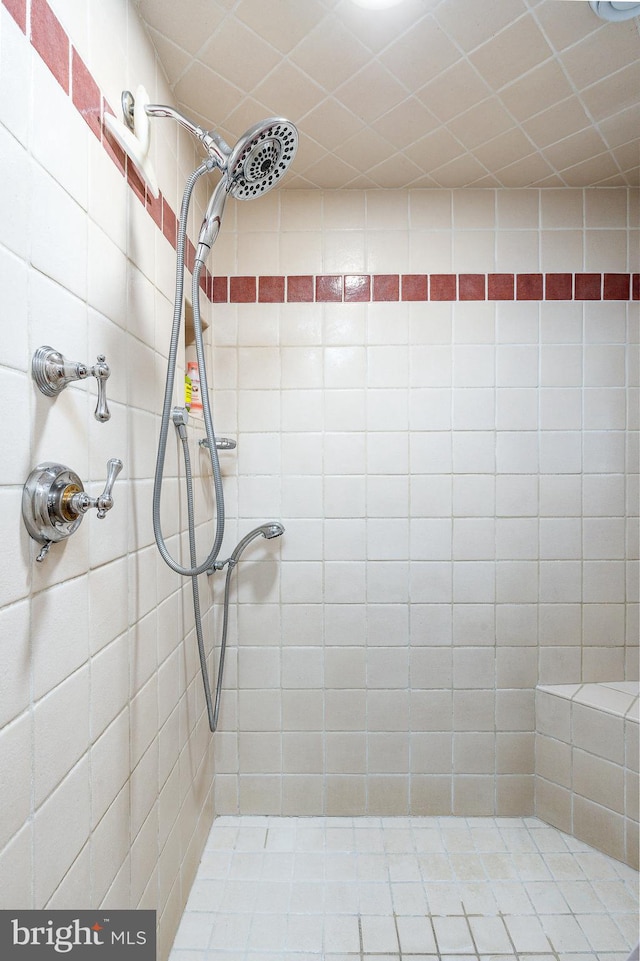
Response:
[261,522,286,539]
[228,522,285,566]
[142,98,298,187]
[194,117,298,261]
[141,98,299,259]
[143,101,298,191]
[226,118,298,200]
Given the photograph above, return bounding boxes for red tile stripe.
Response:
[207,273,635,304]
[71,49,101,140]
[488,274,514,300]
[30,0,69,92]
[2,0,636,309]
[345,274,370,302]
[3,0,25,31]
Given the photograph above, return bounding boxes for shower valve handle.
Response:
[32,345,112,422]
[22,458,124,562]
[68,458,123,519]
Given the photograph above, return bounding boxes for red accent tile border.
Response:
[459,274,485,301]
[206,273,635,304]
[373,274,399,302]
[30,0,69,93]
[126,159,146,205]
[517,274,544,300]
[604,273,630,300]
[575,273,602,300]
[402,275,428,301]
[545,273,573,300]
[3,0,26,33]
[71,49,101,140]
[259,276,285,303]
[316,275,343,302]
[345,274,370,302]
[488,274,514,301]
[146,189,163,231]
[101,100,126,174]
[430,274,457,301]
[230,276,257,303]
[288,276,314,302]
[162,199,177,248]
[212,277,228,303]
[5,0,635,310]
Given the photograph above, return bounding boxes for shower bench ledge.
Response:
[535,680,639,868]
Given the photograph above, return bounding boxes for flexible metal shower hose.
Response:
[175,423,216,730]
[152,161,228,732]
[176,417,239,732]
[152,160,225,576]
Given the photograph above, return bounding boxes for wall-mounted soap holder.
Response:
[22,458,123,562]
[32,345,111,422]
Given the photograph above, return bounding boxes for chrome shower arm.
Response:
[144,102,232,168]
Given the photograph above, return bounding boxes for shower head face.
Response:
[261,522,285,539]
[227,118,298,200]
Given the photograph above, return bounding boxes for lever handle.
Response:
[32,346,112,422]
[96,457,123,517]
[91,355,111,422]
[68,458,123,518]
[23,458,124,562]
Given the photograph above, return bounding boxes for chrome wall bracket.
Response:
[22,458,123,562]
[199,436,237,450]
[121,90,135,131]
[32,345,112,422]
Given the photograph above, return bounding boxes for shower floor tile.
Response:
[169,816,638,961]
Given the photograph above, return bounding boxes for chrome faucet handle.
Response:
[98,457,123,516]
[32,345,112,422]
[22,458,124,562]
[68,458,123,519]
[91,355,111,422]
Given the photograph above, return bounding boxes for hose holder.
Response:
[22,458,123,562]
[32,345,111,422]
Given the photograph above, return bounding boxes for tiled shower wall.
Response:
[0,1,218,959]
[208,186,639,819]
[0,2,638,958]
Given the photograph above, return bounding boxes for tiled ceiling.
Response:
[135,0,640,188]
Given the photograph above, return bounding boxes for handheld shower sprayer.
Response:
[140,93,296,733]
[146,94,298,574]
[143,102,298,192]
[208,523,285,732]
[196,178,229,262]
[143,100,298,263]
[212,522,286,571]
[196,115,298,262]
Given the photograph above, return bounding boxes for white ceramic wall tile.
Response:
[0,247,28,372]
[0,122,29,259]
[30,163,88,301]
[1,3,637,954]
[31,57,88,210]
[33,757,92,906]
[0,4,222,947]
